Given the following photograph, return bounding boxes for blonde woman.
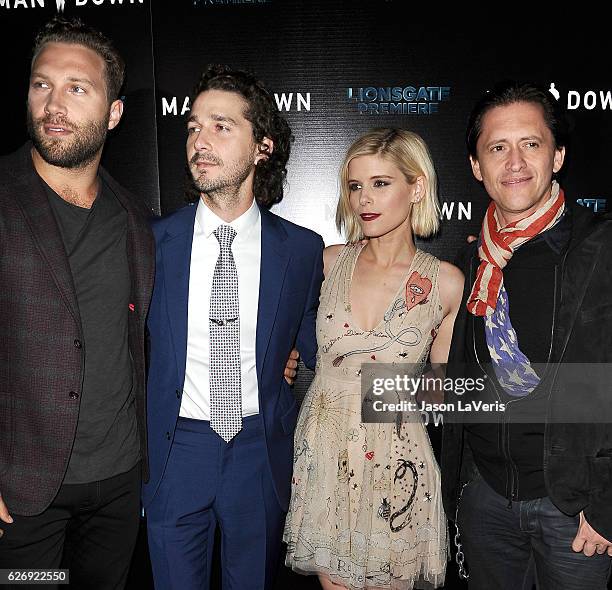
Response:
[284,128,463,589]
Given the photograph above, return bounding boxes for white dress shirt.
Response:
[180,199,261,420]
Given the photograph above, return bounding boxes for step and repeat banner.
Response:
[1,3,611,588]
[1,0,611,259]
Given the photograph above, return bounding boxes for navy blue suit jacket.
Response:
[142,203,323,511]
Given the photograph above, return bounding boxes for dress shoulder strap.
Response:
[320,242,360,303]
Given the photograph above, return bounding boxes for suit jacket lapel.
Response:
[101,168,155,323]
[161,205,197,386]
[256,208,290,381]
[11,145,81,325]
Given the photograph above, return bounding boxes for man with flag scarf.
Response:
[441,81,612,589]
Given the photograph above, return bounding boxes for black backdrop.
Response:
[2,2,612,588]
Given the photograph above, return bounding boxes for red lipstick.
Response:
[360,213,381,221]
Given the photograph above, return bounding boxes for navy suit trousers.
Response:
[146,415,285,590]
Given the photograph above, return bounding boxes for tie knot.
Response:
[213,225,237,249]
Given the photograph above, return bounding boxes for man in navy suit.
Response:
[143,65,324,590]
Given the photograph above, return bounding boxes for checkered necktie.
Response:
[209,225,242,441]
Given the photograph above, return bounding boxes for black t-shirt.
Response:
[45,178,139,484]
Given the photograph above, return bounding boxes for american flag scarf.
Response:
[485,285,541,397]
[467,181,565,317]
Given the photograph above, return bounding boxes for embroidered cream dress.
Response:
[284,244,447,589]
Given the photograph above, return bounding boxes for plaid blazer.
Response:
[0,144,155,516]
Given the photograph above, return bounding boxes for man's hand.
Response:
[284,349,300,385]
[467,235,477,244]
[0,493,13,538]
[572,511,612,556]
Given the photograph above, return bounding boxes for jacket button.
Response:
[175,389,181,398]
[74,339,82,349]
[165,432,170,440]
[69,391,79,400]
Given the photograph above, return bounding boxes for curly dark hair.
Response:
[185,64,293,208]
[466,81,569,159]
[32,16,125,103]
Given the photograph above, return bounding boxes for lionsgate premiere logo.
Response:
[0,0,143,9]
[161,92,310,116]
[577,197,607,213]
[549,82,612,111]
[347,85,451,115]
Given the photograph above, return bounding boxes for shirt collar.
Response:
[195,197,260,240]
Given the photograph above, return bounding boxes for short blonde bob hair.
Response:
[336,128,440,241]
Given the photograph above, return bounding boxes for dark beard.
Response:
[189,151,255,206]
[27,108,109,169]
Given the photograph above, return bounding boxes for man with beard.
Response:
[142,65,323,590]
[0,17,154,588]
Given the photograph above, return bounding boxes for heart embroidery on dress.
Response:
[405,271,432,311]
